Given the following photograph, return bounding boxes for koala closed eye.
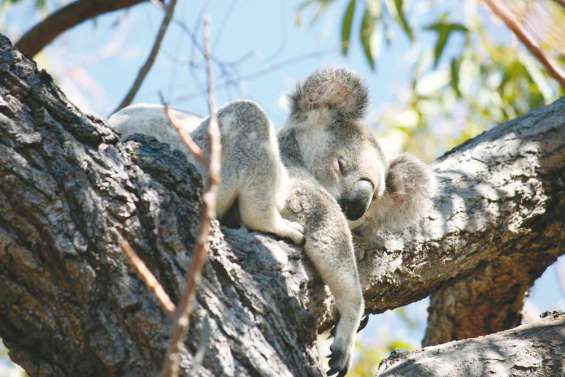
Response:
[332,157,348,177]
[337,158,346,174]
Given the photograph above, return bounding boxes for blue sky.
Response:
[2,0,564,366]
[5,0,423,125]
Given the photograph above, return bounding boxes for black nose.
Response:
[338,179,374,221]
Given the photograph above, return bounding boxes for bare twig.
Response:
[482,0,565,87]
[15,0,148,57]
[114,0,178,113]
[119,237,176,316]
[159,95,206,166]
[160,17,222,377]
[172,46,339,102]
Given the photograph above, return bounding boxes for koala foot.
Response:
[241,206,305,245]
[279,218,305,245]
[330,314,368,338]
[327,341,352,377]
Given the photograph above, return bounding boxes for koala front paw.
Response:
[327,340,352,377]
[282,219,305,245]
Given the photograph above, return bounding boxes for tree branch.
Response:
[378,313,565,376]
[0,35,563,376]
[161,18,221,377]
[113,0,178,113]
[354,97,565,321]
[422,250,555,346]
[120,237,176,316]
[482,0,565,87]
[15,0,148,58]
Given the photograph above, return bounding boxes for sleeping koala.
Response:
[109,68,435,377]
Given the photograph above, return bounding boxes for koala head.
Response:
[282,68,387,225]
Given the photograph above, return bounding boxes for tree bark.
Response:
[378,313,565,377]
[356,99,564,316]
[0,35,564,376]
[422,251,553,346]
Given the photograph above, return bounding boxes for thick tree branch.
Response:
[15,0,148,58]
[355,97,565,319]
[0,35,563,376]
[422,250,555,346]
[378,313,565,376]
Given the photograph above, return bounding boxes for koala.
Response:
[279,68,436,247]
[111,102,305,245]
[109,68,435,377]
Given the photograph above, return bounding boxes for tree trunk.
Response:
[423,251,554,346]
[0,35,564,376]
[378,313,565,377]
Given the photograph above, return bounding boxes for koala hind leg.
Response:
[239,192,304,245]
[286,183,363,376]
[218,100,304,245]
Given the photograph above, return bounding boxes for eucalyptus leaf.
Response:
[425,20,468,67]
[341,0,356,55]
[450,57,462,98]
[360,8,378,70]
[392,0,414,42]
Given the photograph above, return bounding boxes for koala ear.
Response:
[289,68,368,121]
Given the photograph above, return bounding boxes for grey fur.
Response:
[108,68,436,377]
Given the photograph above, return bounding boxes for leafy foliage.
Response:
[296,0,564,160]
[349,336,415,377]
[341,0,356,55]
[1,0,45,9]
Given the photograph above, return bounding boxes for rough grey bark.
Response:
[422,251,553,346]
[378,313,565,377]
[0,34,564,377]
[0,35,325,376]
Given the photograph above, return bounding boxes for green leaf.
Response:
[450,57,463,98]
[425,19,468,67]
[392,0,414,42]
[295,0,336,26]
[360,8,378,70]
[341,0,356,55]
[387,339,415,352]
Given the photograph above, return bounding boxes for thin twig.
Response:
[172,46,339,102]
[114,0,178,113]
[159,94,207,166]
[482,0,565,87]
[160,17,222,377]
[119,237,176,316]
[15,0,148,57]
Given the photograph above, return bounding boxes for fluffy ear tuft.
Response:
[289,68,368,120]
[363,153,437,235]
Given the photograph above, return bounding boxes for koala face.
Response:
[284,67,387,227]
[293,118,386,225]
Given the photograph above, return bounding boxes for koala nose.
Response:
[338,179,374,221]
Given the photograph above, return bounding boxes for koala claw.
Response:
[327,346,350,377]
[357,315,369,332]
[330,323,337,338]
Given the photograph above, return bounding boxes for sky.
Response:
[1,0,564,372]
